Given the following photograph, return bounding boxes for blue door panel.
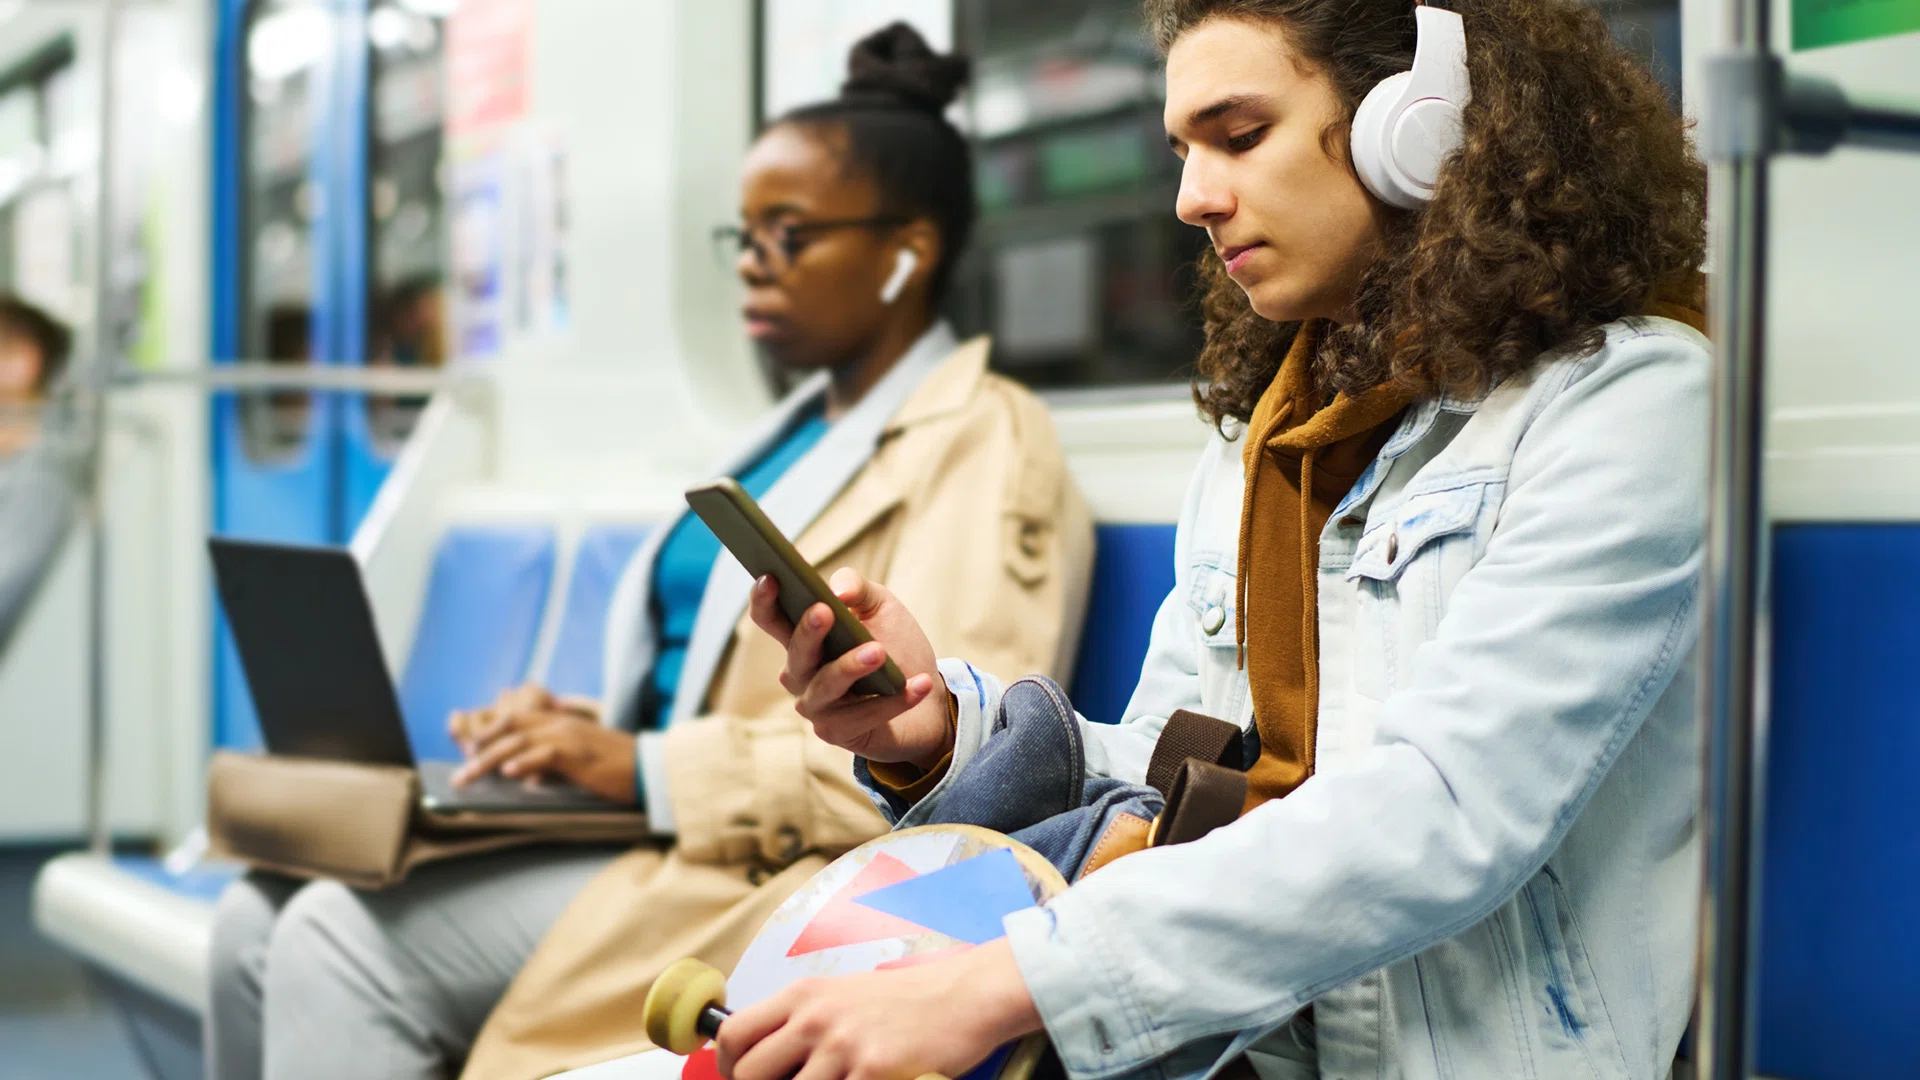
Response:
[210,0,349,749]
[1757,523,1920,1078]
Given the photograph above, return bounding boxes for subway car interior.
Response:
[0,0,1915,1077]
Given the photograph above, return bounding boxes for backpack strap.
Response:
[1145,709,1246,797]
[1075,710,1251,882]
[1149,759,1249,848]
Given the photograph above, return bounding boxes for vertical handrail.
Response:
[1695,0,1774,1067]
[1692,27,1920,1074]
[84,0,125,858]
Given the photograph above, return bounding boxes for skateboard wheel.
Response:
[645,958,729,1054]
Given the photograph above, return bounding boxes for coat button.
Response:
[1386,532,1400,563]
[746,865,769,886]
[1201,605,1227,635]
[1019,522,1044,557]
[776,825,804,862]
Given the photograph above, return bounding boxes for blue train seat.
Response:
[1067,522,1177,724]
[398,525,558,761]
[1755,524,1920,1079]
[542,524,654,700]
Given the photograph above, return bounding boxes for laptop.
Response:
[209,537,625,813]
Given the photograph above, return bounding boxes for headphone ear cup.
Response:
[1350,71,1415,208]
[1389,97,1463,195]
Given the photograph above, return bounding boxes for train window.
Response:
[0,37,78,317]
[758,1,1201,394]
[365,1,448,454]
[1597,0,1683,109]
[240,0,328,463]
[0,88,36,294]
[949,0,1202,391]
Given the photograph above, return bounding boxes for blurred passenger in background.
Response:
[0,294,70,458]
[204,24,1093,1080]
[0,294,80,644]
[367,275,446,449]
[240,304,315,462]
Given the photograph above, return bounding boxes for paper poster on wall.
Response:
[1794,0,1920,48]
[451,153,507,360]
[447,0,533,135]
[511,128,571,336]
[530,133,570,333]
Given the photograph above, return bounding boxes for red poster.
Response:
[446,0,533,135]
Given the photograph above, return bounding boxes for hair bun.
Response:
[841,22,970,113]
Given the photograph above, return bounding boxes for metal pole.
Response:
[1842,101,1920,153]
[118,363,480,395]
[1695,0,1771,1069]
[84,0,125,858]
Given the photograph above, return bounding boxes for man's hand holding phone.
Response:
[748,568,954,770]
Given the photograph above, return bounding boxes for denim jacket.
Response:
[878,317,1710,1080]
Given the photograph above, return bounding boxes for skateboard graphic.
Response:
[558,825,1068,1080]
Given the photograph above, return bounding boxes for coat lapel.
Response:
[665,323,971,727]
[788,335,992,566]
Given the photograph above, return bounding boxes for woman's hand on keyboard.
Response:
[450,698,637,804]
[448,684,596,757]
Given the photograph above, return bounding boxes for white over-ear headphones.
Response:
[880,249,918,304]
[1349,3,1472,210]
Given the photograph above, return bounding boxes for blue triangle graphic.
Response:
[850,847,1037,945]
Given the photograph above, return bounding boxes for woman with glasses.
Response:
[203,24,1093,1080]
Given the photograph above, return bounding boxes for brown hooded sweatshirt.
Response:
[1236,322,1411,809]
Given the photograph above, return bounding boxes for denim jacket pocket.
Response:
[1516,868,1634,1079]
[1344,483,1491,700]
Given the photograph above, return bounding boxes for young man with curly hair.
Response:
[733,0,1709,1077]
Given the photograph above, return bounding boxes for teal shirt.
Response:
[644,411,831,732]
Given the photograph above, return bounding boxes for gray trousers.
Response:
[204,846,621,1080]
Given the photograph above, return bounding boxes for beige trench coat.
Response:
[461,339,1092,1080]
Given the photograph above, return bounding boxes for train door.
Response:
[343,0,448,527]
[211,0,449,749]
[211,0,342,749]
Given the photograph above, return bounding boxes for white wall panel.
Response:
[1684,0,1920,520]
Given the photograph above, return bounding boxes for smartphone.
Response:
[684,478,907,697]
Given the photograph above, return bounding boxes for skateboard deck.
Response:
[552,825,1068,1080]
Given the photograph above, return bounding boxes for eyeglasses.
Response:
[711,215,909,276]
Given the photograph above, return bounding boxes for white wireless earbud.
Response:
[880,249,918,305]
[1349,4,1472,209]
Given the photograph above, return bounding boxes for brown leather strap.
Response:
[1152,759,1249,847]
[1146,709,1246,797]
[1076,812,1153,880]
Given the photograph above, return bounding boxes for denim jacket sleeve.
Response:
[998,335,1706,1079]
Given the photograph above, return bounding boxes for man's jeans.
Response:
[862,676,1163,880]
